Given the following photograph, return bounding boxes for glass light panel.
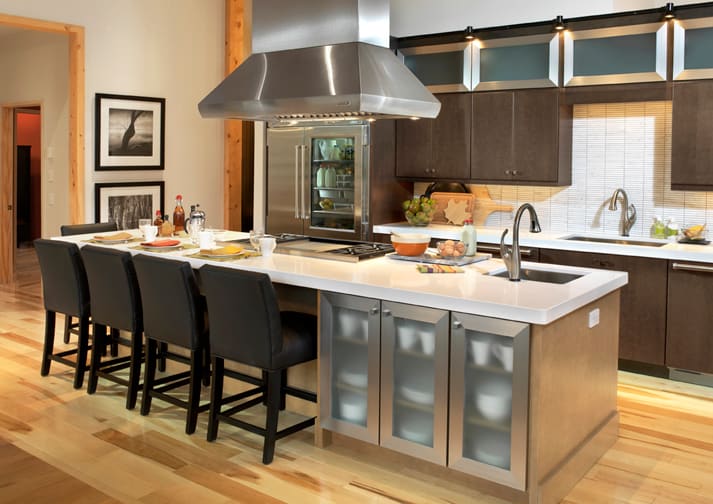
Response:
[480,44,550,82]
[573,33,657,76]
[404,51,466,86]
[684,27,713,70]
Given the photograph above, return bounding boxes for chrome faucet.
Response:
[608,188,636,237]
[499,203,542,281]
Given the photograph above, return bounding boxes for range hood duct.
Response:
[198,0,441,122]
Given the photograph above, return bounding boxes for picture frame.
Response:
[95,93,165,170]
[95,181,165,230]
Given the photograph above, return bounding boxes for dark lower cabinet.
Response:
[539,248,667,365]
[666,261,713,374]
[671,81,713,190]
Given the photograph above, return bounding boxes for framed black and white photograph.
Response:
[95,93,165,170]
[95,181,164,230]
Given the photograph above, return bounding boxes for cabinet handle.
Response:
[453,320,463,328]
[672,262,713,274]
[512,170,520,176]
[382,309,392,316]
[294,146,301,218]
[519,248,534,257]
[369,307,379,315]
[504,169,511,175]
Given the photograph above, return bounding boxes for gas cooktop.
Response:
[231,234,394,262]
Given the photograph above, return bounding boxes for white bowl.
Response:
[397,414,433,445]
[474,381,512,422]
[390,233,431,243]
[473,434,510,468]
[338,368,368,389]
[338,391,367,423]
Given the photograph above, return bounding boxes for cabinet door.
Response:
[512,89,560,183]
[671,81,713,190]
[319,292,381,444]
[396,93,471,180]
[380,301,449,465]
[431,93,471,179]
[395,114,431,178]
[666,261,713,374]
[448,312,529,490]
[539,249,667,365]
[472,91,514,180]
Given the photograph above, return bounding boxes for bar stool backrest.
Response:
[34,239,89,318]
[60,222,118,236]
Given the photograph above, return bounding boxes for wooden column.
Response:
[224,0,251,230]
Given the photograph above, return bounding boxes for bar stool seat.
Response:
[133,254,210,434]
[200,264,318,464]
[81,245,144,409]
[34,239,91,389]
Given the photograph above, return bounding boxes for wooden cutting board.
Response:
[430,187,513,226]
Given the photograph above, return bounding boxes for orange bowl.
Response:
[391,233,430,256]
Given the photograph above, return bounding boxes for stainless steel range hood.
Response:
[198,0,441,122]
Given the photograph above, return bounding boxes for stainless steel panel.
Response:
[252,0,389,53]
[319,292,380,444]
[380,301,449,465]
[399,42,474,92]
[474,33,559,91]
[448,312,529,490]
[673,17,713,80]
[266,128,307,235]
[564,23,667,86]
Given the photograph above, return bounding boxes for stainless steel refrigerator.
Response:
[266,123,369,241]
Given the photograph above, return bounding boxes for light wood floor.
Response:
[2,248,713,503]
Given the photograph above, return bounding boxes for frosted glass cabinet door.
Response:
[448,312,529,490]
[380,301,449,465]
[673,17,713,80]
[400,42,474,92]
[564,23,667,86]
[319,292,381,444]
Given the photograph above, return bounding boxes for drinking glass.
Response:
[249,229,264,251]
[138,218,152,237]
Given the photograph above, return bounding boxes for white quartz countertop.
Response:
[59,231,627,326]
[373,222,713,264]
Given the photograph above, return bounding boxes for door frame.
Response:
[0,13,84,283]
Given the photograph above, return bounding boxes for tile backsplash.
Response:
[415,101,713,237]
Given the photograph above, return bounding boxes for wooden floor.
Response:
[2,248,713,503]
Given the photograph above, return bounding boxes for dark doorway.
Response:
[15,107,41,248]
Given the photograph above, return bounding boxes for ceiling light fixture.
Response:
[663,2,675,20]
[553,15,566,31]
[464,26,475,40]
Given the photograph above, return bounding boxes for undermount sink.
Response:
[562,235,668,247]
[490,268,585,284]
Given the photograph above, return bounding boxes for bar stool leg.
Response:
[186,349,203,434]
[63,315,72,344]
[207,356,225,442]
[87,322,107,394]
[73,314,90,389]
[263,369,282,464]
[126,330,143,410]
[280,368,288,411]
[141,338,158,416]
[41,310,56,376]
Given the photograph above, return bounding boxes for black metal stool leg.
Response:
[158,342,167,372]
[279,368,288,411]
[109,328,120,357]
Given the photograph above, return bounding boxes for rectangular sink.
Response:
[490,268,584,284]
[562,235,667,247]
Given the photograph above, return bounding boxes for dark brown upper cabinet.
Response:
[671,80,713,190]
[471,88,572,185]
[395,93,471,180]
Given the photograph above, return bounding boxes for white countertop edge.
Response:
[373,223,713,263]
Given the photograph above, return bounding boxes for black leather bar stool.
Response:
[133,254,210,434]
[200,265,318,464]
[34,239,91,389]
[60,222,118,346]
[81,245,144,409]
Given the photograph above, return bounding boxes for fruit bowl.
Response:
[403,197,435,226]
[682,224,706,240]
[391,233,430,256]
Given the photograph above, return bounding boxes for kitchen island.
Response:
[59,231,626,504]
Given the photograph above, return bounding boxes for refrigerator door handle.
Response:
[294,145,301,218]
[301,145,308,219]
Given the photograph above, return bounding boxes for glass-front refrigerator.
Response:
[266,123,369,240]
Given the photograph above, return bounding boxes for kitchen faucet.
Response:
[608,188,636,237]
[499,203,542,281]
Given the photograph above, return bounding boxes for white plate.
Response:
[196,250,247,259]
[338,370,368,388]
[141,243,182,250]
[399,385,434,405]
[93,238,130,245]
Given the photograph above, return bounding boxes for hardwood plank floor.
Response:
[2,248,713,503]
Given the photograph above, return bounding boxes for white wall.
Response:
[0,30,69,237]
[391,0,703,36]
[0,0,225,234]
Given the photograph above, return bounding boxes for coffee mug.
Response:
[199,230,215,249]
[259,236,277,257]
[143,225,158,242]
[491,343,514,372]
[470,339,491,366]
